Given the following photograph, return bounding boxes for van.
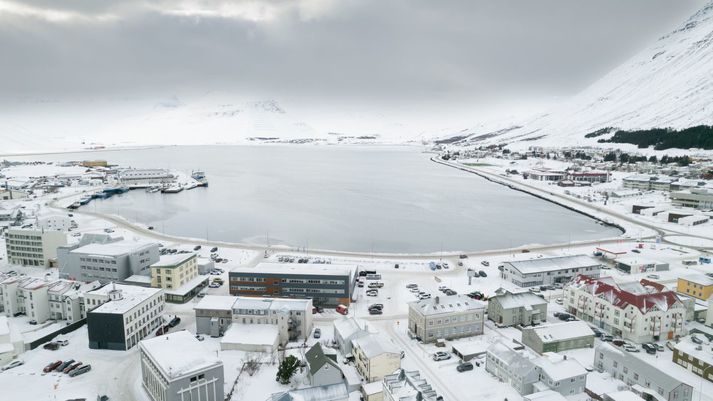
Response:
[435,339,447,348]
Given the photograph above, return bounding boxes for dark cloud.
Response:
[0,0,707,107]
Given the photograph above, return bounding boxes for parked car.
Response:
[69,364,91,377]
[555,298,563,305]
[56,359,75,372]
[64,362,82,374]
[369,308,383,315]
[369,304,384,311]
[557,313,571,321]
[459,254,468,259]
[442,263,449,269]
[28,320,37,325]
[601,335,613,342]
[612,339,626,346]
[195,334,205,341]
[654,343,664,352]
[336,304,349,315]
[457,362,474,372]
[168,316,181,328]
[419,294,431,300]
[642,343,656,354]
[43,342,60,351]
[478,271,487,277]
[623,344,640,353]
[193,245,202,251]
[692,335,703,344]
[481,261,489,267]
[210,247,218,252]
[43,360,62,373]
[432,352,451,361]
[313,328,321,339]
[155,325,170,336]
[406,284,418,289]
[368,282,384,289]
[2,360,23,371]
[312,306,324,314]
[366,290,378,297]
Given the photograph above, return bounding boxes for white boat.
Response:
[161,184,184,194]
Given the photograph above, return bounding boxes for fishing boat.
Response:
[161,184,184,194]
[191,170,209,187]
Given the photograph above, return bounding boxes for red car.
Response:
[43,360,62,373]
[335,305,349,315]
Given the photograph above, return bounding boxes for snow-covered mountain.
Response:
[446,1,713,150]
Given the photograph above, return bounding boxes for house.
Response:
[565,275,686,342]
[486,341,541,395]
[487,289,548,327]
[526,169,567,182]
[522,321,595,354]
[524,390,568,401]
[595,343,692,401]
[47,279,101,323]
[500,255,603,287]
[150,253,206,303]
[229,263,356,307]
[4,228,67,267]
[533,354,588,396]
[672,336,713,383]
[352,334,401,382]
[140,331,224,401]
[306,343,345,387]
[383,369,440,401]
[269,384,349,401]
[677,275,713,301]
[408,295,485,343]
[231,297,313,345]
[87,284,165,350]
[58,236,160,283]
[220,324,279,353]
[194,295,236,337]
[333,317,368,356]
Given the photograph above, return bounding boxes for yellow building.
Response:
[151,253,199,290]
[80,160,108,167]
[677,274,713,301]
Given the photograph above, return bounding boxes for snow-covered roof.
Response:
[352,334,400,359]
[615,257,666,267]
[487,341,537,377]
[528,321,594,343]
[194,295,237,311]
[491,290,548,310]
[534,354,587,382]
[221,324,279,347]
[123,275,152,285]
[605,391,648,401]
[270,383,349,401]
[674,338,713,367]
[140,331,221,380]
[524,390,568,401]
[409,295,485,316]
[232,296,311,313]
[571,275,683,314]
[89,285,162,314]
[504,254,602,274]
[596,343,685,391]
[71,240,156,257]
[233,262,355,277]
[333,317,366,340]
[680,274,713,287]
[19,277,50,291]
[164,275,208,296]
[151,253,196,268]
[361,381,383,396]
[383,369,438,401]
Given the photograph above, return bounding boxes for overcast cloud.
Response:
[0,0,707,108]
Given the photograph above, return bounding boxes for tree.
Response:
[603,152,617,162]
[276,355,300,385]
[648,155,658,163]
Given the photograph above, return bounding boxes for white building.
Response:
[220,324,280,353]
[1,277,52,323]
[36,214,73,232]
[352,334,401,382]
[118,168,174,187]
[140,330,224,401]
[565,275,686,342]
[59,238,160,283]
[500,255,603,288]
[47,279,102,323]
[383,369,440,401]
[87,284,165,350]
[408,295,485,343]
[333,317,368,356]
[4,228,67,267]
[231,296,313,345]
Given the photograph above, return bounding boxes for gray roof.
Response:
[487,341,538,377]
[490,290,548,310]
[306,343,340,377]
[597,343,689,391]
[504,254,602,274]
[270,383,348,401]
[352,334,401,359]
[409,295,485,316]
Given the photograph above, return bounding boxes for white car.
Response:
[2,360,23,371]
[432,352,451,361]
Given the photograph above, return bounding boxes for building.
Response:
[672,337,713,383]
[306,343,345,387]
[526,169,567,182]
[229,263,356,307]
[1,277,52,323]
[220,323,279,353]
[623,175,677,192]
[500,255,603,288]
[615,258,669,274]
[59,238,159,283]
[87,284,165,350]
[0,316,23,367]
[677,275,713,301]
[4,228,67,267]
[671,189,713,209]
[524,390,568,401]
[534,355,588,396]
[383,369,440,401]
[522,320,594,354]
[36,214,72,232]
[352,334,401,382]
[0,188,28,200]
[140,330,224,401]
[150,253,206,303]
[194,295,236,337]
[487,289,548,327]
[80,160,108,167]
[232,296,313,345]
[408,295,485,343]
[595,343,692,401]
[0,204,21,225]
[118,168,174,187]
[333,317,368,356]
[565,275,686,342]
[269,384,349,401]
[47,279,101,323]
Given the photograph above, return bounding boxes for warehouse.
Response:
[521,321,594,354]
[500,255,603,288]
[615,257,669,274]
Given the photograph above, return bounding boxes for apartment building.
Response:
[47,279,101,323]
[408,295,485,343]
[140,331,224,401]
[565,275,686,342]
[87,284,165,350]
[4,228,67,267]
[677,274,713,301]
[595,343,692,401]
[229,263,356,307]
[1,277,52,323]
[231,296,313,345]
[194,295,236,337]
[383,369,440,401]
[352,334,401,383]
[672,337,713,383]
[522,321,595,354]
[59,238,159,283]
[150,253,206,303]
[487,289,548,327]
[500,255,603,288]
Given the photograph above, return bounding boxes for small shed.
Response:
[220,324,279,353]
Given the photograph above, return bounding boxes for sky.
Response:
[0,0,709,134]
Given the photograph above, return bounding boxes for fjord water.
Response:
[19,145,620,253]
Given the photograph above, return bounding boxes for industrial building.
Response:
[500,255,603,288]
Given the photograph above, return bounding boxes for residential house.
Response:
[352,334,401,383]
[306,343,344,387]
[487,289,548,327]
[408,295,485,343]
[522,321,595,354]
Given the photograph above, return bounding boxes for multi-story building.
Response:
[231,296,313,345]
[47,279,101,323]
[673,337,713,383]
[487,289,548,327]
[118,168,174,188]
[522,321,595,354]
[408,295,485,343]
[4,228,67,267]
[36,214,72,232]
[229,263,356,307]
[565,275,686,342]
[671,189,713,209]
[1,277,52,323]
[140,330,224,401]
[59,238,159,283]
[677,274,713,301]
[87,284,165,350]
[569,171,609,184]
[500,255,603,288]
[383,369,440,401]
[194,295,236,337]
[150,253,206,303]
[352,334,401,383]
[333,317,368,356]
[595,343,692,401]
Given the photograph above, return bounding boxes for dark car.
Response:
[612,339,626,347]
[369,309,383,315]
[312,306,324,314]
[43,342,60,351]
[557,313,572,321]
[602,335,613,342]
[642,343,656,354]
[168,316,181,328]
[56,359,75,372]
[456,362,474,372]
[193,245,201,251]
[156,325,170,336]
[478,270,487,277]
[69,364,91,377]
[43,360,62,373]
[369,304,384,310]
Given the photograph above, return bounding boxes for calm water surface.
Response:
[12,145,621,253]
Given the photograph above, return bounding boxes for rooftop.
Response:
[194,295,237,311]
[534,354,587,381]
[505,254,602,274]
[140,331,221,380]
[409,294,485,316]
[221,324,279,347]
[491,289,548,309]
[571,275,683,314]
[680,274,713,287]
[597,343,686,391]
[89,284,163,314]
[151,253,196,268]
[232,262,355,277]
[528,321,594,343]
[72,240,156,257]
[352,334,401,359]
[674,337,713,367]
[232,296,311,312]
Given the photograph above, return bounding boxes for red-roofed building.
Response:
[564,275,686,343]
